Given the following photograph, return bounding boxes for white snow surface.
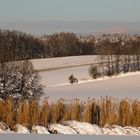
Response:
[112,125,127,135]
[13,124,30,134]
[63,121,103,135]
[0,121,140,135]
[32,55,97,71]
[32,126,50,134]
[0,129,6,133]
[124,126,140,136]
[31,56,140,101]
[102,128,117,135]
[44,71,140,102]
[49,124,77,134]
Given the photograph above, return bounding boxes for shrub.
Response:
[89,65,101,79]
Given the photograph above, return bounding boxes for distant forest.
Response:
[0,29,140,62]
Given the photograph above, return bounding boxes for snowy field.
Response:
[0,121,140,136]
[32,56,140,101]
[32,55,98,71]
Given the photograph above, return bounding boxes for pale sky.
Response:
[0,0,139,22]
[0,0,140,35]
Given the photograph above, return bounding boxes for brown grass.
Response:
[16,100,30,126]
[39,100,49,127]
[70,99,81,121]
[0,97,140,129]
[99,97,119,126]
[2,97,14,128]
[49,100,66,123]
[82,99,96,124]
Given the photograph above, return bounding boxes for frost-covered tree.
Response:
[0,60,44,100]
[18,60,44,100]
[0,62,21,100]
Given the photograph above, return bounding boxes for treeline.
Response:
[89,55,140,79]
[0,30,95,62]
[1,29,140,62]
[0,97,140,129]
[0,30,46,62]
[44,32,96,57]
[95,37,140,55]
[43,33,140,57]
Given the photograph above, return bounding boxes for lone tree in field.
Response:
[68,74,78,84]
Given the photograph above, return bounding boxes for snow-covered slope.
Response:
[32,55,97,71]
[32,56,97,87]
[31,56,140,101]
[46,72,140,101]
[1,121,140,135]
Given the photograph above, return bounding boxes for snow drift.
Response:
[0,121,140,135]
[32,126,50,134]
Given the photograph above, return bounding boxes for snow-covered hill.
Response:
[32,56,140,102]
[0,121,140,135]
[32,55,98,71]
